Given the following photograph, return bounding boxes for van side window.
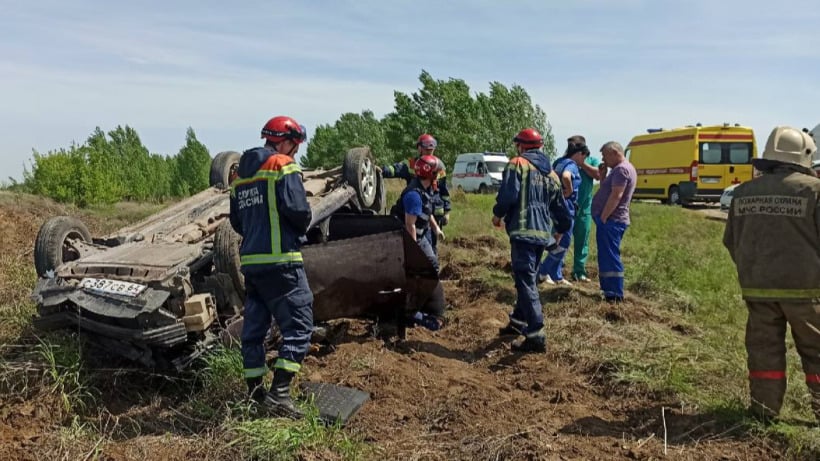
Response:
[477,162,487,174]
[700,143,722,164]
[728,143,752,164]
[466,162,477,174]
[699,142,754,164]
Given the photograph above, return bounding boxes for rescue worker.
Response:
[591,141,637,303]
[390,154,446,330]
[229,115,313,419]
[567,136,601,282]
[538,137,583,285]
[493,128,572,353]
[383,134,451,251]
[723,126,820,423]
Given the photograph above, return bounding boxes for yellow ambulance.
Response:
[626,123,758,204]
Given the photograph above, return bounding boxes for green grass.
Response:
[2,187,818,459]
[228,404,366,461]
[442,192,819,457]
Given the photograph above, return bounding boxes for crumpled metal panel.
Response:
[65,287,170,320]
[303,230,406,321]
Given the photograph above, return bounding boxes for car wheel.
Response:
[209,151,241,190]
[667,186,681,206]
[370,168,387,214]
[34,216,92,277]
[214,221,245,303]
[344,147,378,209]
[478,183,489,194]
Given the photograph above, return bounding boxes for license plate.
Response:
[701,177,721,184]
[80,278,147,297]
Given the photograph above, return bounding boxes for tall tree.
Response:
[302,110,389,168]
[305,71,554,173]
[173,127,211,196]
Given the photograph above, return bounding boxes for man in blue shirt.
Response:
[383,134,451,252]
[390,154,446,330]
[538,141,583,285]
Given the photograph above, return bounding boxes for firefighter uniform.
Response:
[723,126,820,421]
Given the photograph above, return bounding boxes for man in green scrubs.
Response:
[568,135,601,282]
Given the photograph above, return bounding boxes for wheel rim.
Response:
[670,190,679,204]
[61,231,86,263]
[359,157,376,204]
[228,163,239,185]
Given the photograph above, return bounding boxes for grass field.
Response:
[0,187,818,459]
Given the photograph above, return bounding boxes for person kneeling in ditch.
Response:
[492,128,572,353]
[229,115,313,419]
[390,154,447,331]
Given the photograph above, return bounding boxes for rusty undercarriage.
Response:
[31,148,443,369]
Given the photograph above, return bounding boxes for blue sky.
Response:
[1,0,818,181]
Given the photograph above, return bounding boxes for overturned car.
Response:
[31,148,444,369]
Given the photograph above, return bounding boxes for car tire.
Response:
[34,216,92,277]
[214,221,245,300]
[344,147,378,209]
[371,168,387,214]
[210,151,241,190]
[478,183,489,194]
[667,186,681,206]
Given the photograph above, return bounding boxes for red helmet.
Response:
[414,154,439,179]
[416,134,438,149]
[513,128,543,148]
[261,116,307,144]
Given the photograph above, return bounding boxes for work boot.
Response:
[512,334,547,353]
[246,377,266,404]
[264,369,304,419]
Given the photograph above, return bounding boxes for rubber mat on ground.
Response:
[299,382,370,426]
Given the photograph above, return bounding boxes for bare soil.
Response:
[0,196,783,460]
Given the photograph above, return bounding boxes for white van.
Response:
[452,152,509,193]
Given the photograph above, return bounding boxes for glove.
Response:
[436,228,446,241]
[439,213,449,226]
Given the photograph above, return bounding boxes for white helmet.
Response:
[761,126,817,168]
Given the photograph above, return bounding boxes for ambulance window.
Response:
[466,162,477,173]
[486,161,507,173]
[729,143,752,164]
[699,143,722,164]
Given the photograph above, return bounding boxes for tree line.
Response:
[302,70,554,171]
[5,71,552,206]
[8,126,211,207]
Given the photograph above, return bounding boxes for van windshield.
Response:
[486,161,507,173]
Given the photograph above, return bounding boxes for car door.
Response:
[466,161,478,191]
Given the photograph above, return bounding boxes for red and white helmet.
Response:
[416,134,438,149]
[414,154,440,179]
[513,128,543,149]
[261,116,307,144]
